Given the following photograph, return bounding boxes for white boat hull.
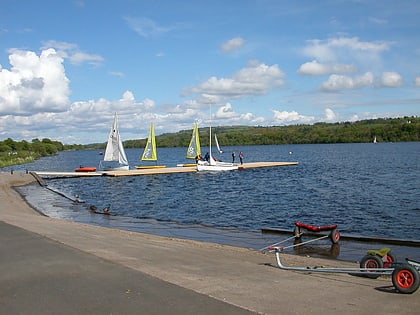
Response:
[102,165,130,171]
[197,161,238,172]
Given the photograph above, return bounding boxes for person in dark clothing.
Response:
[239,152,244,164]
[232,151,236,163]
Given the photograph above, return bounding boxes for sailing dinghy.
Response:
[177,122,202,167]
[136,122,166,169]
[100,113,129,171]
[197,115,238,171]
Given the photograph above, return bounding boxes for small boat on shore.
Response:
[75,166,97,172]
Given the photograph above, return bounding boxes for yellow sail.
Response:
[186,122,201,159]
[141,122,157,161]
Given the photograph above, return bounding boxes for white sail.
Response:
[186,122,201,159]
[214,133,223,153]
[103,113,129,170]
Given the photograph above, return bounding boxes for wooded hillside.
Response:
[124,116,419,148]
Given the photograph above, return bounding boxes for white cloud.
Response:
[324,108,338,121]
[272,110,314,124]
[186,61,285,99]
[124,16,173,37]
[321,72,374,92]
[42,40,104,66]
[110,71,125,77]
[69,52,104,66]
[0,48,70,115]
[416,77,420,87]
[0,89,163,143]
[298,60,356,75]
[222,37,245,52]
[302,37,390,63]
[381,72,403,87]
[215,103,236,119]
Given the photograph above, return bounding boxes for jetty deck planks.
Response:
[34,161,299,178]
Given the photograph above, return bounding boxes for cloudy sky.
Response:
[1,0,419,144]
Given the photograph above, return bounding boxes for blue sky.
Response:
[0,0,419,144]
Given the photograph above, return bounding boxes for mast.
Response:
[209,105,216,166]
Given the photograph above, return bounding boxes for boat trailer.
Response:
[262,222,420,294]
[294,221,340,244]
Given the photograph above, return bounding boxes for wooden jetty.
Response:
[34,161,298,178]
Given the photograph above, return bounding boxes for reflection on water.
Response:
[292,239,341,258]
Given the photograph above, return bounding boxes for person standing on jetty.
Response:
[232,151,236,163]
[239,151,244,164]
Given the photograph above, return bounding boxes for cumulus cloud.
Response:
[0,89,163,143]
[298,60,356,75]
[321,72,374,92]
[0,48,70,115]
[222,37,245,52]
[272,110,314,124]
[381,72,403,87]
[324,108,338,121]
[185,61,285,99]
[210,102,264,124]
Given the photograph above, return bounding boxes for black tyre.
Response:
[359,254,383,279]
[392,264,420,294]
[329,228,340,244]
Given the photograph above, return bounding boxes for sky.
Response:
[0,0,419,144]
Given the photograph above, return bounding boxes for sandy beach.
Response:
[1,171,419,314]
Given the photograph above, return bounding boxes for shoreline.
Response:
[16,172,420,262]
[1,171,419,314]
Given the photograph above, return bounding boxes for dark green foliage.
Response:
[147,116,419,147]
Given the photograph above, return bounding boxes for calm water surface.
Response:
[6,142,420,259]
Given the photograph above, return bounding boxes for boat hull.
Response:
[197,163,238,171]
[75,167,97,172]
[135,165,167,169]
[102,165,129,171]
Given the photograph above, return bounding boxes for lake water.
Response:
[5,142,420,260]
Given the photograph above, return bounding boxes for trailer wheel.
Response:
[330,228,340,244]
[360,254,383,279]
[392,264,420,294]
[383,252,397,268]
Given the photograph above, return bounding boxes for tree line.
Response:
[1,116,418,167]
[125,116,419,148]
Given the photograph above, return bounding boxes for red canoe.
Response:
[75,166,97,172]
